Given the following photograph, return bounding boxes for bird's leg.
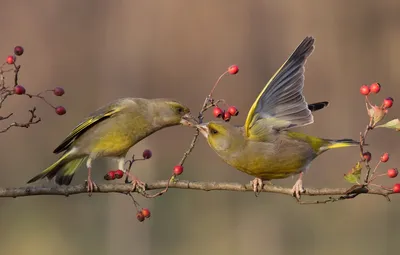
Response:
[291,172,305,201]
[120,157,131,184]
[119,157,146,192]
[85,158,98,196]
[251,178,264,197]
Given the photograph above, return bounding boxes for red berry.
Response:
[213,107,223,118]
[228,65,239,75]
[142,149,152,159]
[53,87,65,96]
[141,208,151,218]
[387,168,398,178]
[380,152,389,163]
[359,85,370,96]
[6,55,15,65]
[362,152,372,162]
[136,212,145,222]
[370,82,381,94]
[393,183,400,193]
[114,169,124,179]
[223,111,231,122]
[104,171,116,180]
[227,106,239,116]
[55,106,66,115]
[14,85,25,95]
[173,165,183,175]
[383,97,394,109]
[14,46,24,56]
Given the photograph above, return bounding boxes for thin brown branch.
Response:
[0,107,41,133]
[0,112,13,120]
[24,92,56,109]
[0,181,393,203]
[13,64,20,86]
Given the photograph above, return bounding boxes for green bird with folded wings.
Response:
[28,98,194,193]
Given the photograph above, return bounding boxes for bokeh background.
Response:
[1,1,400,254]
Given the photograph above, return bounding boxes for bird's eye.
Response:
[210,128,218,135]
[177,107,183,114]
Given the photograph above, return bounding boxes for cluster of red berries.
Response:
[104,169,124,180]
[4,46,67,116]
[359,82,394,109]
[206,65,240,122]
[213,105,239,122]
[103,149,153,181]
[363,151,400,192]
[377,153,399,179]
[213,106,239,121]
[136,208,151,222]
[5,46,24,65]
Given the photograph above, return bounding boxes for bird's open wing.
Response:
[244,36,316,137]
[53,100,127,154]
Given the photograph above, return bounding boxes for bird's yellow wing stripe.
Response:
[244,58,290,137]
[53,107,122,154]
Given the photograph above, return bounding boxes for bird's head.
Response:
[152,99,195,127]
[196,121,244,152]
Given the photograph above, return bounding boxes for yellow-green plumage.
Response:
[28,98,192,185]
[201,122,358,180]
[196,36,359,186]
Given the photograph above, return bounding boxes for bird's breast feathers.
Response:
[220,136,315,180]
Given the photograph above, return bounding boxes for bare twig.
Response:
[0,107,41,133]
[13,64,20,86]
[0,181,393,203]
[298,193,360,205]
[0,113,13,120]
[0,90,12,108]
[25,92,56,109]
[361,124,374,183]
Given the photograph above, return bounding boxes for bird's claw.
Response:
[85,179,98,196]
[251,178,264,197]
[131,179,146,193]
[291,179,305,201]
[124,172,146,192]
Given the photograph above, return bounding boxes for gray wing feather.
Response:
[253,36,315,129]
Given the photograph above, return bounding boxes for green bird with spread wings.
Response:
[193,36,359,199]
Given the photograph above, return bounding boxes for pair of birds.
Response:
[27,36,359,199]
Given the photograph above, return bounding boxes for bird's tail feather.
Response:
[55,157,87,185]
[27,151,86,186]
[308,101,329,112]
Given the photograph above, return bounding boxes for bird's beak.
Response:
[196,123,209,138]
[180,113,198,127]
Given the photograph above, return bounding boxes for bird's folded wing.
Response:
[53,102,124,154]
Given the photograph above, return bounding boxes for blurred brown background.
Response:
[1,1,400,254]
